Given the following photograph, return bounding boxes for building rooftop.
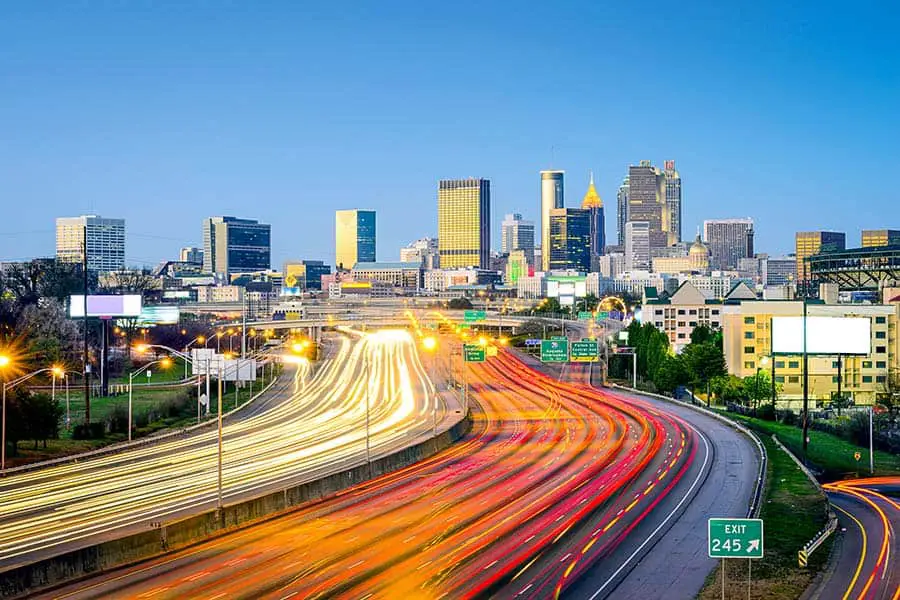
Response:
[352,262,422,270]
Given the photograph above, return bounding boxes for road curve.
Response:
[35,349,715,600]
[820,478,900,600]
[0,330,445,572]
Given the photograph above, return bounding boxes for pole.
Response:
[205,358,211,417]
[1,384,6,472]
[52,374,56,410]
[217,364,223,511]
[802,298,810,455]
[755,367,761,410]
[771,354,776,413]
[722,558,726,600]
[869,406,874,474]
[196,365,201,424]
[128,372,133,441]
[83,228,90,425]
[632,351,637,388]
[836,354,842,404]
[748,558,751,600]
[65,375,70,429]
[241,294,247,359]
[364,348,371,469]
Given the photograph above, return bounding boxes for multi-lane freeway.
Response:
[820,477,900,600]
[34,347,761,599]
[0,330,449,571]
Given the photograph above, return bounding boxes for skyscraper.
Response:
[500,213,535,260]
[861,229,900,248]
[624,221,651,271]
[581,172,605,260]
[548,208,591,272]
[703,218,754,270]
[179,247,203,265]
[438,178,491,269]
[795,230,846,290]
[616,176,630,247]
[203,216,272,277]
[399,237,439,269]
[335,209,376,270]
[664,160,682,243]
[56,215,126,273]
[540,170,564,271]
[627,161,670,249]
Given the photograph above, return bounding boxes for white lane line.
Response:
[588,423,712,600]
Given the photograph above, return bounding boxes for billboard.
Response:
[771,316,871,356]
[70,295,142,318]
[130,305,180,326]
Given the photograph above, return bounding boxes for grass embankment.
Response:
[699,436,832,600]
[721,412,900,480]
[9,371,279,467]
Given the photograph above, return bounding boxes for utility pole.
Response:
[82,228,91,425]
[802,298,809,455]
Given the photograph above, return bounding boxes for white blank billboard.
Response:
[70,295,142,317]
[771,317,871,355]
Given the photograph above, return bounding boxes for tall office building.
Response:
[540,170,565,271]
[795,231,846,287]
[202,216,272,277]
[703,218,754,270]
[335,209,376,270]
[581,172,606,260]
[500,213,535,260]
[664,160,682,243]
[616,176,630,246]
[56,215,126,273]
[438,178,491,269]
[627,161,671,249]
[624,221,651,271]
[548,208,591,272]
[862,229,900,248]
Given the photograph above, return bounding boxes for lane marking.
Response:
[833,503,867,600]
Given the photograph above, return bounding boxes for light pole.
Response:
[183,335,206,379]
[128,357,172,441]
[422,336,439,437]
[2,366,54,472]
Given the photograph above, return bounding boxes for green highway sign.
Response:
[551,335,567,340]
[708,518,764,559]
[578,311,593,321]
[570,339,599,362]
[540,339,569,363]
[598,311,609,320]
[463,344,486,362]
[464,310,487,322]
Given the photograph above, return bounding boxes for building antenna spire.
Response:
[589,170,594,186]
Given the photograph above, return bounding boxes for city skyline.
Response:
[1,3,896,267]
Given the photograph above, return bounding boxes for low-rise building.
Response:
[722,300,899,407]
[643,281,730,352]
[196,285,244,303]
[351,261,423,291]
[424,268,498,293]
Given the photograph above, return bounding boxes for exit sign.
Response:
[708,518,764,559]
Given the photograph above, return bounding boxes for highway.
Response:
[35,348,759,600]
[0,330,448,572]
[820,477,900,600]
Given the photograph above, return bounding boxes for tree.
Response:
[742,370,774,409]
[712,375,746,404]
[876,370,900,423]
[18,299,81,366]
[448,297,473,310]
[683,342,727,405]
[690,325,714,346]
[653,354,691,395]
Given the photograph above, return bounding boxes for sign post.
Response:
[708,518,764,599]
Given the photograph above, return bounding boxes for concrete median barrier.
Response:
[0,415,472,599]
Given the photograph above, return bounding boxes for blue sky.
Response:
[1,1,897,267]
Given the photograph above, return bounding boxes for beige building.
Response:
[722,301,898,407]
[56,215,126,273]
[644,281,741,352]
[861,229,900,248]
[335,209,376,270]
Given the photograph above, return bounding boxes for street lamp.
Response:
[421,336,439,437]
[128,357,173,441]
[755,356,770,411]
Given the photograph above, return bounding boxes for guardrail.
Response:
[609,384,768,518]
[798,517,838,567]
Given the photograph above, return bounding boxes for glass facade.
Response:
[335,209,376,270]
[56,216,125,273]
[203,216,271,277]
[438,179,491,269]
[549,208,591,272]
